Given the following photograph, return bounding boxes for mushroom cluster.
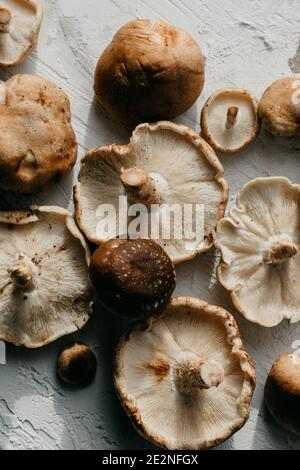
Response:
[115,297,255,450]
[0,206,93,348]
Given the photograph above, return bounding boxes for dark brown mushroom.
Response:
[57,342,97,386]
[264,353,300,435]
[89,239,176,319]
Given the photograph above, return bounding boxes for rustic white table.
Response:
[0,0,300,450]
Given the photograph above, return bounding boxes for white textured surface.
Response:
[0,0,300,450]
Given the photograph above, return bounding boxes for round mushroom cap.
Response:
[215,177,300,327]
[0,206,93,348]
[89,238,176,319]
[258,77,300,136]
[0,74,77,193]
[94,19,205,127]
[264,353,300,435]
[74,121,228,264]
[0,0,43,67]
[114,297,255,450]
[57,342,97,386]
[201,89,261,153]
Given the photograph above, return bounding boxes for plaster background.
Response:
[0,0,300,450]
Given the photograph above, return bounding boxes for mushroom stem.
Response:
[8,254,36,289]
[0,7,12,33]
[226,106,239,129]
[120,167,160,206]
[175,353,224,396]
[264,240,298,265]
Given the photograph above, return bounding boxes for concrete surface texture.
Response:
[0,0,300,450]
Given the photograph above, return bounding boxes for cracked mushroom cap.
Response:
[215,177,300,327]
[258,77,300,136]
[201,89,261,153]
[114,297,255,450]
[74,121,228,264]
[264,353,300,435]
[0,206,93,348]
[0,74,77,193]
[94,19,205,127]
[0,0,43,67]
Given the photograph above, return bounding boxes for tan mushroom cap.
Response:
[0,74,77,193]
[114,297,255,450]
[0,206,93,348]
[264,353,300,435]
[201,89,261,153]
[0,0,43,67]
[215,177,300,327]
[74,121,228,264]
[258,77,300,136]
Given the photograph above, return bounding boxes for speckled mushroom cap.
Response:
[215,177,300,327]
[264,353,300,435]
[258,77,300,136]
[74,121,228,264]
[89,238,176,319]
[201,89,261,153]
[94,19,205,127]
[0,74,77,193]
[0,0,43,67]
[0,206,93,348]
[114,297,255,450]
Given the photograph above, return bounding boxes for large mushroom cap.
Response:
[258,77,300,136]
[94,19,205,127]
[264,353,300,435]
[114,297,255,450]
[0,206,93,348]
[0,74,77,193]
[0,0,43,67]
[201,89,261,153]
[74,121,228,264]
[215,177,300,327]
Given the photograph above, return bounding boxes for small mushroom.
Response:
[57,342,97,386]
[264,353,300,435]
[114,297,255,450]
[94,19,205,127]
[89,238,176,320]
[0,206,94,348]
[201,89,261,153]
[215,176,300,327]
[258,77,300,136]
[74,121,228,264]
[0,1,43,67]
[0,74,77,193]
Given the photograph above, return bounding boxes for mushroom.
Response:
[114,297,255,450]
[258,77,300,136]
[215,176,300,327]
[264,353,300,435]
[0,1,43,67]
[201,89,261,153]
[94,19,205,127]
[0,206,93,348]
[74,121,228,264]
[89,238,176,320]
[0,74,77,193]
[57,342,97,386]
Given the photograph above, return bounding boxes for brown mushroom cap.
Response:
[201,89,261,153]
[0,74,77,193]
[258,77,300,136]
[94,19,205,127]
[264,353,300,435]
[57,342,97,386]
[114,297,255,450]
[89,238,176,320]
[0,0,43,67]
